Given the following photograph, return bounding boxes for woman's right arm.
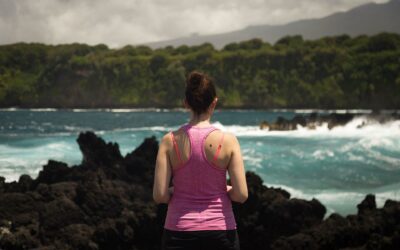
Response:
[153,133,173,204]
[226,133,248,203]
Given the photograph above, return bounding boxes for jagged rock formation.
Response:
[0,132,399,249]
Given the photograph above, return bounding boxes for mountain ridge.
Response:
[144,0,400,49]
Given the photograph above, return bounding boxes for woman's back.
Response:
[164,123,236,231]
[153,70,247,250]
[168,124,231,173]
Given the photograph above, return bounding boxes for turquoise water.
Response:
[1,108,400,217]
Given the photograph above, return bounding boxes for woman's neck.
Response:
[188,112,212,127]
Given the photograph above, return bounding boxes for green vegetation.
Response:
[1,33,399,109]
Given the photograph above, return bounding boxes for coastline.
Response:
[1,107,399,113]
[0,132,399,249]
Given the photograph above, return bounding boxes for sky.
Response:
[0,0,390,48]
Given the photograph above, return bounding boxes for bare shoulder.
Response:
[160,128,184,146]
[172,128,185,137]
[222,132,240,149]
[160,132,173,149]
[161,132,171,142]
[223,132,239,143]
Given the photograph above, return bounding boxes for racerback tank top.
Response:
[164,123,237,231]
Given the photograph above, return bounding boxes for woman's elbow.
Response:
[153,195,162,204]
[230,191,248,204]
[237,192,248,204]
[153,192,169,204]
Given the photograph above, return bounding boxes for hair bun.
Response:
[185,70,217,115]
[188,71,204,87]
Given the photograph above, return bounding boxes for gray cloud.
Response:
[0,0,389,47]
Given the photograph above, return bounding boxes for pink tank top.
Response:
[164,123,237,231]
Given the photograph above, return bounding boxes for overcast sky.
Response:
[0,0,389,48]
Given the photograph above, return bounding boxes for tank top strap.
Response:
[212,132,225,164]
[170,132,183,166]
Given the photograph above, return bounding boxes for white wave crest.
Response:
[214,116,400,138]
[264,182,400,218]
[0,142,80,182]
[109,126,178,133]
[29,108,58,112]
[70,108,182,112]
[0,108,58,112]
[312,150,335,160]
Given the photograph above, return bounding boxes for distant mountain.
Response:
[145,0,400,49]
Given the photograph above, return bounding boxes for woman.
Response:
[153,71,248,250]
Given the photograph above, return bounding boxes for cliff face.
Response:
[0,132,399,250]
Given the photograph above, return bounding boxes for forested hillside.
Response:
[1,33,399,109]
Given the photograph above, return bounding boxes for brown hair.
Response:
[185,71,217,116]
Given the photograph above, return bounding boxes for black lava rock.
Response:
[0,131,399,250]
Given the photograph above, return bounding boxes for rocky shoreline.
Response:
[260,112,400,131]
[0,132,399,250]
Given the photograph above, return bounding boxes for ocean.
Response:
[1,108,399,218]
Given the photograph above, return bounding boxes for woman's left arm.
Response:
[153,133,173,204]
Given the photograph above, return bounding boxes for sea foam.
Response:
[264,181,400,218]
[214,116,400,138]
